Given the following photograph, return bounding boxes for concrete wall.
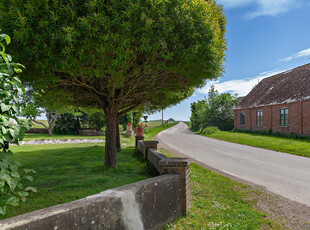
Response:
[0,175,182,230]
[0,139,190,230]
[234,100,310,135]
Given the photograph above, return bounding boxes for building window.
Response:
[256,110,263,126]
[280,108,288,126]
[240,112,245,126]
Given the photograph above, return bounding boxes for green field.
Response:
[203,131,310,158]
[2,123,176,220]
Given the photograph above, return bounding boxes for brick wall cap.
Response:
[149,149,169,160]
[144,140,159,144]
[159,158,189,167]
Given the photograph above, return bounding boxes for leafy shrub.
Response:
[80,112,105,131]
[54,113,79,134]
[55,111,106,134]
[201,126,220,135]
[0,33,36,215]
[190,86,237,132]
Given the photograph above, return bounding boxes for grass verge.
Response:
[201,131,310,158]
[161,150,281,229]
[144,122,177,140]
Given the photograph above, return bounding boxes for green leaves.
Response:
[0,206,6,215]
[25,186,37,193]
[0,33,35,216]
[0,34,11,45]
[0,153,37,215]
[0,103,9,112]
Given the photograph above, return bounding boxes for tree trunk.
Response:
[48,127,54,136]
[116,116,121,152]
[46,112,59,136]
[104,106,119,168]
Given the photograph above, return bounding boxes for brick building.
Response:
[234,63,310,135]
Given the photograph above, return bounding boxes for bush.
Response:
[201,126,220,135]
[54,111,105,134]
[79,112,105,131]
[54,113,79,134]
[0,33,36,215]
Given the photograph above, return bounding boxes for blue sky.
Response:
[148,0,310,121]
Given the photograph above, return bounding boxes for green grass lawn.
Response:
[162,151,280,229]
[2,123,176,220]
[2,142,147,220]
[203,131,310,158]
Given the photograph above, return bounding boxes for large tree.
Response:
[0,0,226,168]
[190,86,238,131]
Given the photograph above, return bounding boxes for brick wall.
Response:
[137,138,190,215]
[234,100,310,135]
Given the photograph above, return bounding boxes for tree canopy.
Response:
[0,0,226,168]
[191,86,238,131]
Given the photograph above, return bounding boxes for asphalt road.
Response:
[157,122,310,207]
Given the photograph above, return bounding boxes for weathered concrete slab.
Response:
[148,149,169,172]
[0,175,181,230]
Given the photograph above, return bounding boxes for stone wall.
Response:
[26,128,48,134]
[77,129,103,136]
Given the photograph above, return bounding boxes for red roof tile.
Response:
[235,63,310,109]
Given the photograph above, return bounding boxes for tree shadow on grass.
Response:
[1,144,149,220]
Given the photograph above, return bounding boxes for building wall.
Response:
[302,100,310,135]
[234,100,310,135]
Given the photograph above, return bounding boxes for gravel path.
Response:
[20,139,105,145]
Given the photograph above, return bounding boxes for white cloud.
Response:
[279,48,310,62]
[218,0,255,9]
[197,69,286,96]
[246,0,300,19]
[218,0,302,19]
